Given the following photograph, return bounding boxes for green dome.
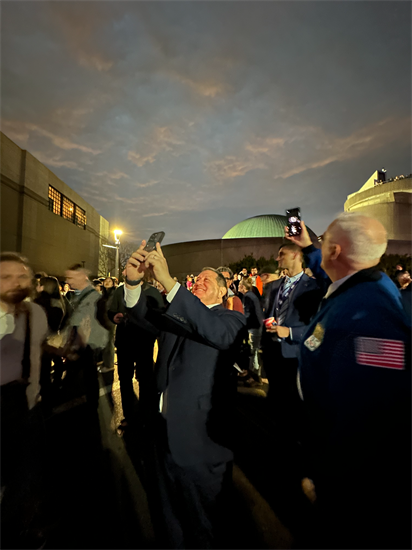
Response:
[222,214,317,239]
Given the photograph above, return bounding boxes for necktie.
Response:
[277,281,290,326]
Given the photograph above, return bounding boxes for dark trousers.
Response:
[263,343,303,440]
[151,417,232,549]
[116,340,156,423]
[63,346,99,408]
[1,382,45,546]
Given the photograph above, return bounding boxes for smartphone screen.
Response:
[143,231,165,252]
[285,208,302,236]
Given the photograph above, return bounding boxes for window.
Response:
[48,186,61,215]
[48,185,86,229]
[62,196,75,222]
[75,205,86,228]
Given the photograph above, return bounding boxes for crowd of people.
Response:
[0,210,411,549]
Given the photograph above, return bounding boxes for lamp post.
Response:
[113,229,122,280]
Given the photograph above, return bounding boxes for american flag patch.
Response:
[355,337,405,370]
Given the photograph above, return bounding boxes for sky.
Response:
[2,1,411,245]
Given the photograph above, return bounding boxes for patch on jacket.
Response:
[304,334,321,351]
[355,337,405,370]
[312,323,325,343]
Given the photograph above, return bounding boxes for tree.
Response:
[379,254,411,277]
[229,253,277,275]
[119,241,140,271]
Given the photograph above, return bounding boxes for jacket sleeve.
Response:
[107,287,123,322]
[128,285,246,350]
[302,244,331,296]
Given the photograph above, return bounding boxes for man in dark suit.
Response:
[107,276,163,434]
[261,243,322,439]
[124,241,246,549]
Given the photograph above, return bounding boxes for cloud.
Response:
[30,151,84,171]
[1,119,102,155]
[205,116,410,182]
[134,180,159,188]
[26,124,102,154]
[95,170,130,180]
[47,3,114,72]
[167,70,227,98]
[128,126,187,167]
[142,212,166,217]
[206,156,267,181]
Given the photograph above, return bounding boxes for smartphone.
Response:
[143,231,165,252]
[285,207,302,237]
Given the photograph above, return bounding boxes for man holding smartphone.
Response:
[286,213,411,549]
[261,243,322,444]
[123,240,246,549]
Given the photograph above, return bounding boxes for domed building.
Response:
[223,214,318,241]
[162,214,318,280]
[344,170,411,255]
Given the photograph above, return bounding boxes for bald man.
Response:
[286,213,411,549]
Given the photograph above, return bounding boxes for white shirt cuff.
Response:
[124,284,142,308]
[166,282,181,303]
[289,327,293,340]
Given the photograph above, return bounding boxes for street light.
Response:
[113,229,122,280]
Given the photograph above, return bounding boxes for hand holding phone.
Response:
[286,207,302,237]
[144,231,165,252]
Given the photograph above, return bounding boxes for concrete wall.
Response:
[163,237,296,280]
[1,132,109,278]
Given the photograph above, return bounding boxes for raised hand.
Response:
[125,240,149,287]
[284,220,312,249]
[144,243,176,293]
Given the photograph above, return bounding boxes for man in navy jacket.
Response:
[287,213,411,549]
[261,243,322,441]
[123,241,246,549]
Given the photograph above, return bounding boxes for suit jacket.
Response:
[261,273,322,358]
[108,283,162,349]
[243,291,263,330]
[128,286,247,467]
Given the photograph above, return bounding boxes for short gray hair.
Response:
[217,266,234,279]
[332,212,387,263]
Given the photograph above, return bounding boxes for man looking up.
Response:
[261,244,321,439]
[286,213,411,549]
[123,242,246,549]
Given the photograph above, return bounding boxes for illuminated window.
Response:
[48,186,61,215]
[62,196,75,222]
[48,185,86,229]
[75,205,87,229]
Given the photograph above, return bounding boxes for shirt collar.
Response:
[324,272,357,299]
[285,271,304,284]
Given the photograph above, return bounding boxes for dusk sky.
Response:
[2,1,411,245]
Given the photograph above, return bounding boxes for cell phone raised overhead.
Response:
[144,231,165,252]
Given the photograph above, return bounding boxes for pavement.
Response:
[9,361,315,549]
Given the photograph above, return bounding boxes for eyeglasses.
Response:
[224,277,232,281]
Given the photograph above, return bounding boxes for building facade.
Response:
[1,132,110,278]
[162,215,318,280]
[344,170,412,255]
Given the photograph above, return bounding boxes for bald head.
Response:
[321,213,388,281]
